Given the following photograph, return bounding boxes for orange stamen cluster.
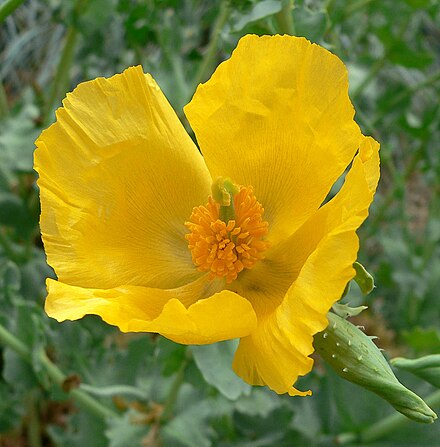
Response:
[185,186,269,283]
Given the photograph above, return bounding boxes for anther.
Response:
[185,180,269,283]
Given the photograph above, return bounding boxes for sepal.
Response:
[353,262,375,295]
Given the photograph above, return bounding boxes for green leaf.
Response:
[353,262,375,295]
[231,0,282,32]
[0,192,31,230]
[163,384,214,447]
[2,348,37,390]
[156,337,186,376]
[191,340,251,400]
[292,7,327,42]
[105,410,148,447]
[403,0,431,7]
[402,327,440,354]
[234,388,280,417]
[388,42,434,68]
[48,410,108,447]
[0,259,20,302]
[0,102,40,173]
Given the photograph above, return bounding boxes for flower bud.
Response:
[314,313,437,423]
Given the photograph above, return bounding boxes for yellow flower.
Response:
[34,35,380,396]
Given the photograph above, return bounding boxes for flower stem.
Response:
[26,390,43,447]
[336,389,440,445]
[192,0,230,91]
[275,0,295,35]
[0,322,117,421]
[43,0,88,125]
[160,352,190,422]
[0,82,8,118]
[0,0,26,23]
[43,26,78,125]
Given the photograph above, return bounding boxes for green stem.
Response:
[336,389,440,445]
[192,0,230,90]
[43,25,78,124]
[0,82,8,118]
[43,0,89,124]
[26,391,43,447]
[0,0,26,23]
[0,322,117,420]
[275,0,295,35]
[0,320,29,357]
[160,354,190,422]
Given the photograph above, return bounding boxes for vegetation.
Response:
[0,0,439,445]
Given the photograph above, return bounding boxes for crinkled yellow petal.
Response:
[185,34,361,244]
[233,136,380,395]
[35,66,211,291]
[45,278,257,344]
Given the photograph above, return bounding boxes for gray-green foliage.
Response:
[1,0,440,445]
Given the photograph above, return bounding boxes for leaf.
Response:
[402,327,440,354]
[48,410,108,447]
[292,7,327,42]
[156,337,186,376]
[2,348,37,391]
[0,102,40,173]
[353,262,375,295]
[388,42,434,68]
[191,340,251,400]
[231,0,282,32]
[163,384,214,447]
[105,410,148,447]
[0,259,21,302]
[403,0,431,7]
[0,192,31,230]
[234,388,280,417]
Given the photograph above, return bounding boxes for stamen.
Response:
[185,182,269,283]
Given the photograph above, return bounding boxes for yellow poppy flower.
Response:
[34,35,380,396]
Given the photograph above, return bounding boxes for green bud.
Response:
[314,313,437,423]
[391,355,440,389]
[353,262,375,295]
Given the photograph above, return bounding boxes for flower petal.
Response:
[185,35,361,244]
[35,66,211,290]
[232,136,380,395]
[45,278,257,345]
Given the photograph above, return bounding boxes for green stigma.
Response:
[211,177,240,223]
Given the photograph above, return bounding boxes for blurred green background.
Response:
[1,0,439,446]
